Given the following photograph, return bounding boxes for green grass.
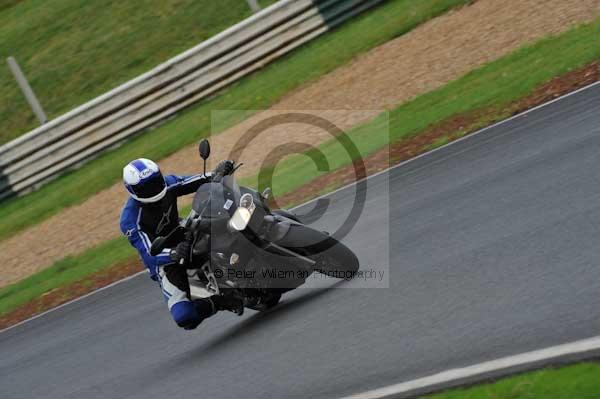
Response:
[0,0,24,13]
[0,237,133,316]
[423,362,600,399]
[1,17,598,318]
[423,130,467,151]
[0,0,278,144]
[0,0,470,242]
[424,135,452,151]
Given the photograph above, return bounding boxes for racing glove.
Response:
[170,240,191,264]
[214,160,235,177]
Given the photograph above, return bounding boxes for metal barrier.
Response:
[0,0,383,201]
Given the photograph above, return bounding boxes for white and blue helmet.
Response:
[123,158,167,203]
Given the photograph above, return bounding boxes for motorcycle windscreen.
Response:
[192,182,236,219]
[222,174,241,198]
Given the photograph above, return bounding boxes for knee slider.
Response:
[171,301,201,330]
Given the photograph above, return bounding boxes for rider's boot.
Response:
[209,295,244,316]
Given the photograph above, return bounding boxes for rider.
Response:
[119,158,244,330]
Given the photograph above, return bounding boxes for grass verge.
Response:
[422,362,600,399]
[0,237,133,317]
[0,0,470,243]
[0,18,598,325]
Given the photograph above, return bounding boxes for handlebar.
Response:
[232,162,244,173]
[212,161,243,183]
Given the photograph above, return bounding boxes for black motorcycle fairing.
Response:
[262,216,291,242]
[183,164,331,294]
[272,209,301,223]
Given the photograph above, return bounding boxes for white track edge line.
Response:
[338,335,600,399]
[2,80,598,335]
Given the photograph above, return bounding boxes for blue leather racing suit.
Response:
[120,173,217,329]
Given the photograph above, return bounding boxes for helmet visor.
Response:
[132,172,166,200]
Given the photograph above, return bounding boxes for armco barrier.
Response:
[0,0,383,201]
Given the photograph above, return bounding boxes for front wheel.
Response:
[277,224,359,279]
[245,293,282,311]
[313,237,359,280]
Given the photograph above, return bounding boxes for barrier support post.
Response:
[246,0,261,13]
[7,56,48,125]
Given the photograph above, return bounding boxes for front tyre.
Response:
[313,236,359,280]
[246,293,282,311]
[277,224,359,279]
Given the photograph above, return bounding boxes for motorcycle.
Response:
[150,139,359,311]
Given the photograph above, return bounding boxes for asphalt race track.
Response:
[1,84,600,399]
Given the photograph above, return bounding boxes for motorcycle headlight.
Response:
[228,193,256,231]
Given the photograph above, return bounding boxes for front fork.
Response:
[201,263,220,295]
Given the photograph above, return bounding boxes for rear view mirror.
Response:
[199,139,211,160]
